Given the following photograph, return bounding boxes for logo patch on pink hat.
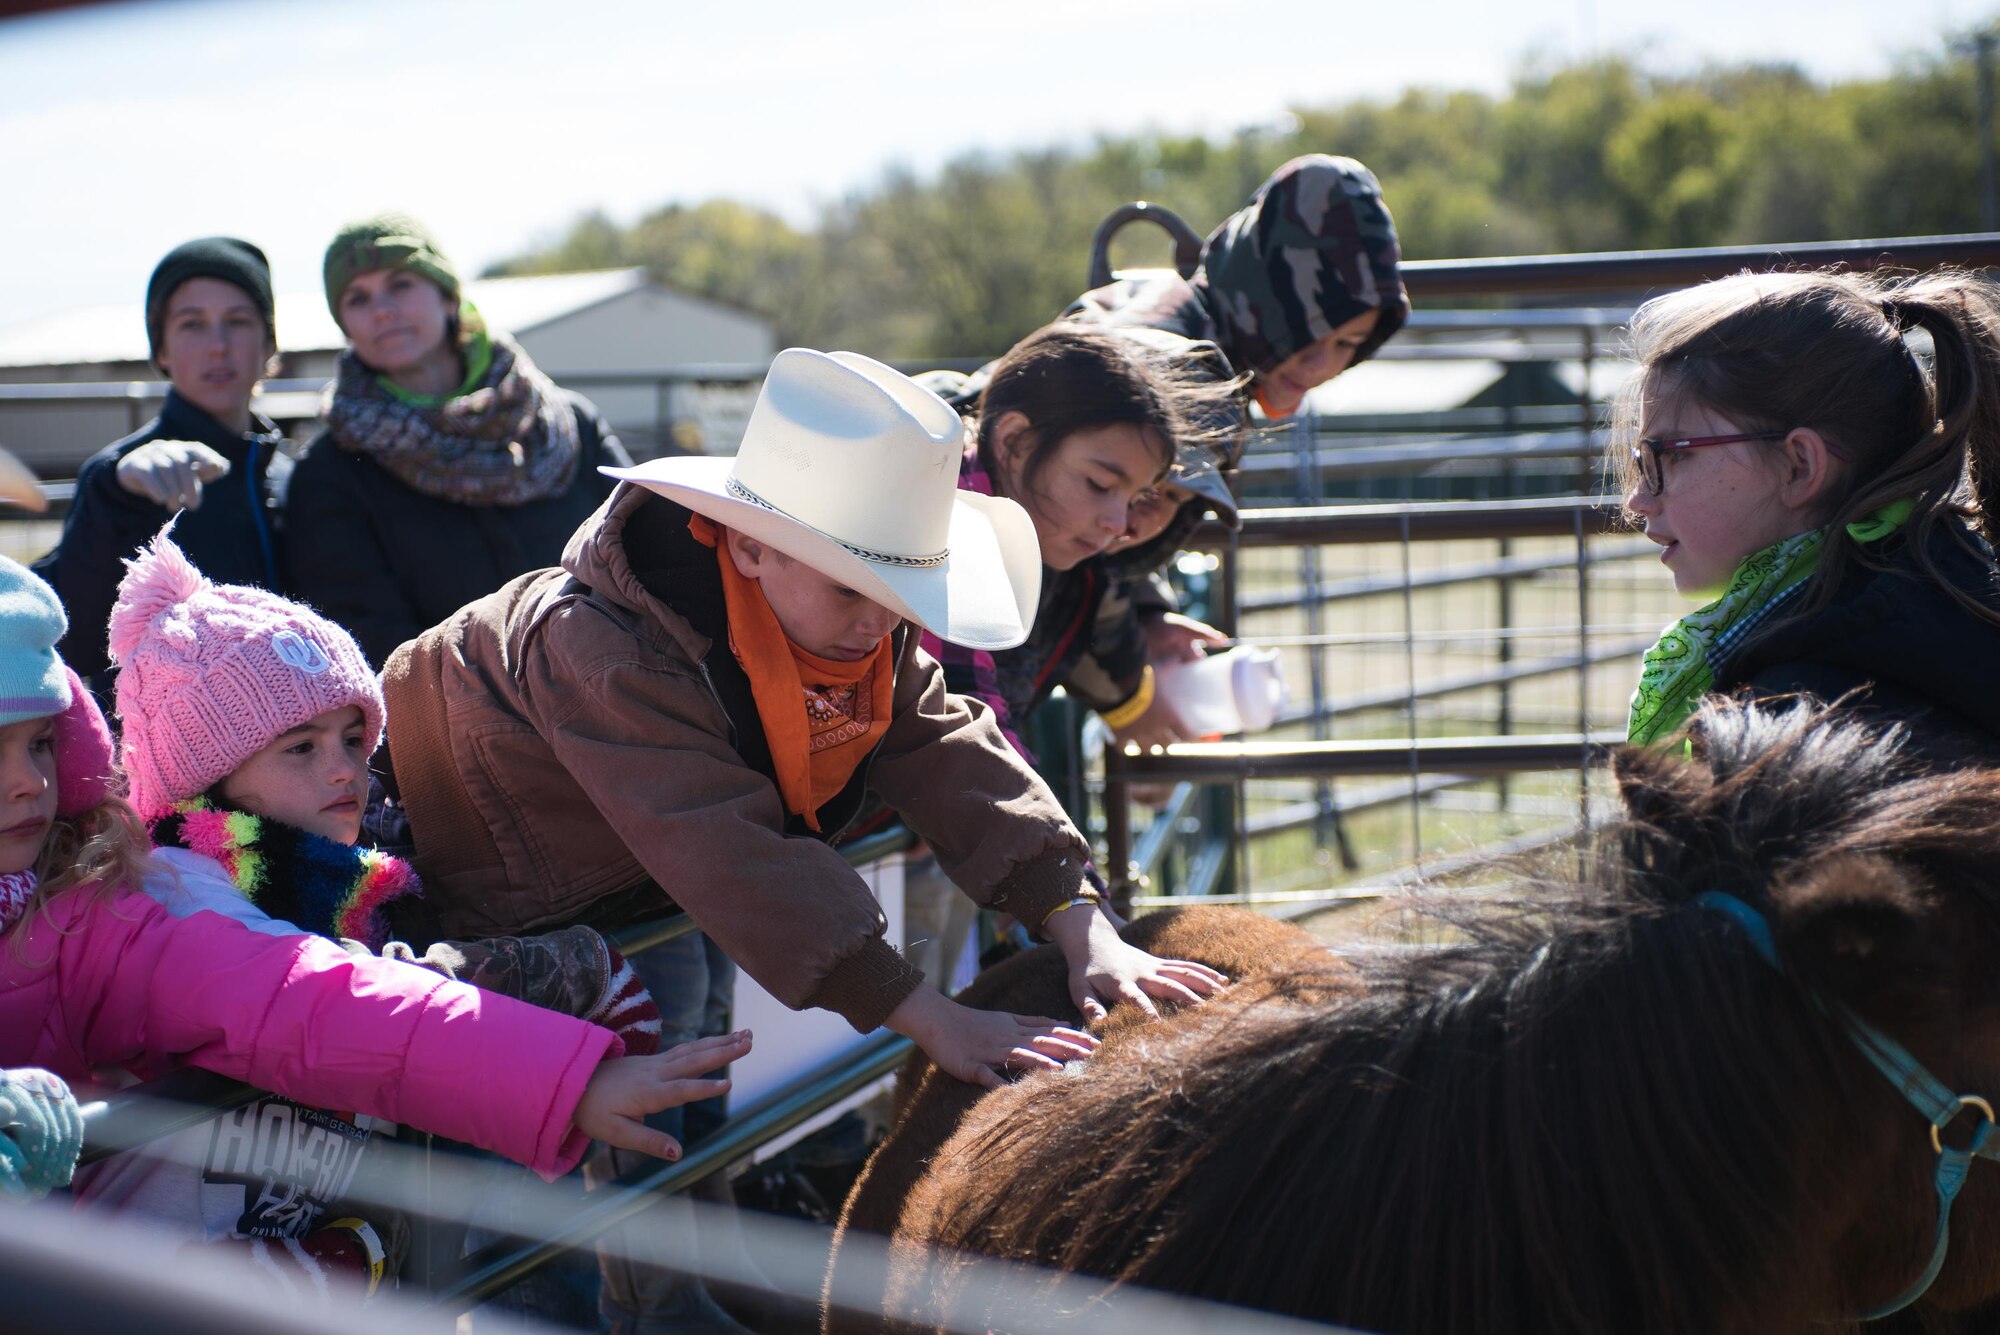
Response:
[272,631,331,676]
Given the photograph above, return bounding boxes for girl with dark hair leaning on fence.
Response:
[1620,266,2000,769]
[921,325,1233,764]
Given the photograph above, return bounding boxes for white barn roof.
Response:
[0,266,678,369]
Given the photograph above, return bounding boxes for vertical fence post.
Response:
[1104,743,1135,916]
[1495,329,1521,813]
[1399,510,1423,872]
[1577,325,1600,828]
[1215,524,1243,898]
[1293,410,1341,864]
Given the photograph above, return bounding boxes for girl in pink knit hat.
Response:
[0,549,749,1303]
[35,534,741,1301]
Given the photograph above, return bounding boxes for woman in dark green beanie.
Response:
[35,236,291,698]
[285,213,629,668]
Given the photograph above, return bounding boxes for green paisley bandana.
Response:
[1626,500,1914,746]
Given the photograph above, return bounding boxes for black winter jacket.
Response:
[283,391,629,668]
[1721,518,2000,771]
[35,390,290,692]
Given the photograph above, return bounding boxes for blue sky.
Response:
[0,0,1983,327]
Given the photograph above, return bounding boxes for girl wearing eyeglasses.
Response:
[1619,268,2000,768]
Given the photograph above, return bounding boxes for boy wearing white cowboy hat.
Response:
[383,348,1226,1085]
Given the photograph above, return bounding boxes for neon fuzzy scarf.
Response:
[150,797,421,950]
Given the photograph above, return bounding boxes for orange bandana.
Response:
[690,516,894,830]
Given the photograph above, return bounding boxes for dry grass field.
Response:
[1119,528,1687,918]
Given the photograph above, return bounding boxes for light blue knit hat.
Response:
[0,557,72,726]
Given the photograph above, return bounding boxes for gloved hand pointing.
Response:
[115,439,232,512]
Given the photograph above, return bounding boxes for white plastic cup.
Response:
[1153,645,1288,738]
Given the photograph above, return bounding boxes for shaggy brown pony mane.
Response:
[887,700,2000,1334]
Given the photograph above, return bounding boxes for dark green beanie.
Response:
[145,237,275,364]
[323,213,460,323]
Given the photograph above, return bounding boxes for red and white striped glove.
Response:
[586,945,662,1056]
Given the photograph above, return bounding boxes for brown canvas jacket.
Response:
[384,484,1090,1032]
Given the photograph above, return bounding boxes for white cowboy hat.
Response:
[603,349,1042,650]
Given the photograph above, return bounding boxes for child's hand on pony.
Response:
[887,987,1098,1091]
[1044,902,1228,1021]
[572,1030,751,1160]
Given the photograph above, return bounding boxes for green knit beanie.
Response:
[145,237,275,366]
[323,213,460,322]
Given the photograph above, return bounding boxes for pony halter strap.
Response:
[1700,892,2000,1321]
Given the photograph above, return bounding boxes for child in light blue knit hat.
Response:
[0,556,103,1205]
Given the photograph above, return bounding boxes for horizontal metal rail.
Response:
[1238,537,1654,613]
[75,1067,265,1168]
[1107,732,1622,784]
[1399,231,2000,297]
[1193,496,1623,550]
[1401,307,1631,331]
[1129,773,1473,897]
[77,829,916,1166]
[1129,822,1593,912]
[1235,431,1605,486]
[1112,731,1624,895]
[435,1029,916,1310]
[1278,404,1613,439]
[1105,734,1620,896]
[1294,636,1652,721]
[1241,774,1471,837]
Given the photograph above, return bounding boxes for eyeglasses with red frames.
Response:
[1631,431,1790,496]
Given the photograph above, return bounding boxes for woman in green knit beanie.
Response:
[283,213,629,670]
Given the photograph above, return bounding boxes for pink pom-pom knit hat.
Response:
[108,529,383,819]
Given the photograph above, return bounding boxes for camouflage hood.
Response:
[1192,154,1409,376]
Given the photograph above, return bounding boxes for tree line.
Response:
[488,37,1993,358]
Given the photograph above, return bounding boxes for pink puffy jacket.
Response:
[2,885,619,1179]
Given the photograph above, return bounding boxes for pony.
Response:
[826,699,2000,1334]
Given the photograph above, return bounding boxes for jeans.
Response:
[586,931,740,1334]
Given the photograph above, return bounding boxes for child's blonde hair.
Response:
[7,793,155,960]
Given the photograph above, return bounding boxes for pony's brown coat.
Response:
[824,906,1335,1330]
[824,702,2000,1334]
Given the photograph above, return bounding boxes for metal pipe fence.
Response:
[1397,230,2000,296]
[1102,492,1653,910]
[76,826,922,1310]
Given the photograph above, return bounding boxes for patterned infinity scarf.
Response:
[321,328,580,508]
[1626,501,1914,746]
[150,798,421,950]
[0,870,36,935]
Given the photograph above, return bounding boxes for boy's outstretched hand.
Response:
[1045,904,1228,1021]
[887,986,1099,1090]
[574,1030,751,1160]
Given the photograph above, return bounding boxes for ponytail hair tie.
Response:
[1878,297,1929,389]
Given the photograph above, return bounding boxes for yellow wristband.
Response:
[1098,665,1157,732]
[1041,895,1099,929]
[322,1217,387,1296]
